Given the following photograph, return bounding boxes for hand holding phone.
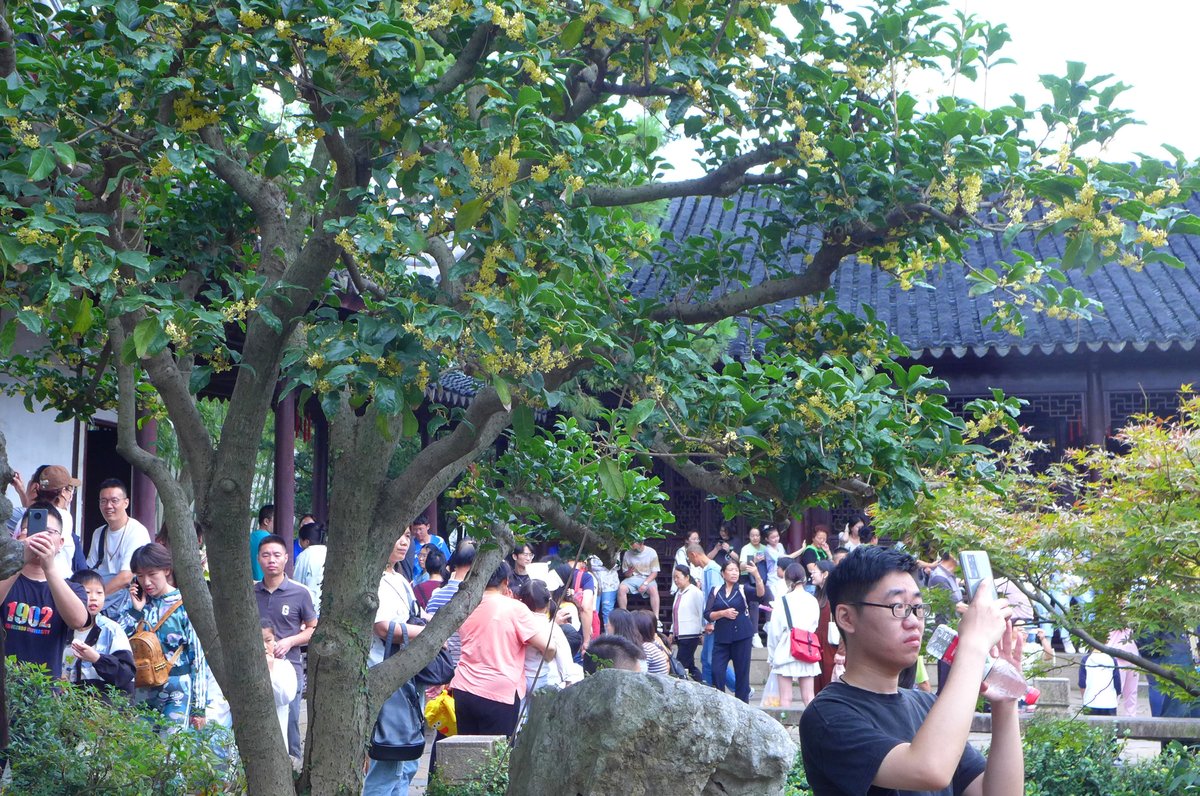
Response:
[960,550,997,603]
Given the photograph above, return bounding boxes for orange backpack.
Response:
[130,601,185,688]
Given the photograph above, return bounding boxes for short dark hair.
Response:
[448,543,477,570]
[486,561,512,589]
[98,478,128,498]
[833,547,850,557]
[299,522,326,545]
[130,542,173,574]
[785,563,808,587]
[258,504,275,525]
[260,620,275,634]
[826,546,919,616]
[672,564,693,585]
[21,501,63,531]
[70,569,104,588]
[583,635,645,674]
[258,533,288,554]
[410,515,430,527]
[424,547,447,577]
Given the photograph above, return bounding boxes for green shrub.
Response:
[4,660,244,794]
[425,743,510,796]
[1008,716,1199,796]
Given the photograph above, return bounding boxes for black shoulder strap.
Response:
[93,524,108,566]
[782,595,793,630]
[75,623,103,682]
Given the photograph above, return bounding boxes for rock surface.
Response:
[507,669,796,796]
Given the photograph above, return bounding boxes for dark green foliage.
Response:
[5,660,244,794]
[425,743,509,796]
[1022,718,1200,796]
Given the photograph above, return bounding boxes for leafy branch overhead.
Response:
[1,0,1199,788]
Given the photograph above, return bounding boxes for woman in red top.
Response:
[448,562,557,736]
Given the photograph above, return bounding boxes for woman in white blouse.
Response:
[766,563,821,707]
[669,565,704,681]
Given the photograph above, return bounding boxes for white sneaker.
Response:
[751,635,763,648]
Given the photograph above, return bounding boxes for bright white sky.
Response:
[659,1,1197,177]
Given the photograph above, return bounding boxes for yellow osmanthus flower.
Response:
[306,353,326,369]
[521,59,548,83]
[3,115,39,149]
[150,153,173,177]
[486,3,526,39]
[1135,224,1168,248]
[565,174,584,192]
[322,26,377,76]
[239,10,266,29]
[16,227,59,247]
[173,91,222,132]
[530,165,550,183]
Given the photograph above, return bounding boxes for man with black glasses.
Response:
[799,546,1024,796]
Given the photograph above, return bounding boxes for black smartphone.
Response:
[26,508,48,535]
[132,577,144,600]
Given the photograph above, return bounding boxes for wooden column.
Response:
[310,403,329,525]
[132,415,158,533]
[787,517,805,552]
[274,391,296,573]
[1085,360,1107,447]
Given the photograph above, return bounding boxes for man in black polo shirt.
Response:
[254,534,317,760]
[799,546,1024,796]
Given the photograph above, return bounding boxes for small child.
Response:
[64,570,136,698]
[262,622,298,744]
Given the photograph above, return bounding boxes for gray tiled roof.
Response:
[637,192,1200,359]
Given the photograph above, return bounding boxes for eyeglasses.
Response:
[98,497,127,505]
[852,601,932,620]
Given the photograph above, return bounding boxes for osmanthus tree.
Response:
[1,0,1198,789]
[877,393,1200,700]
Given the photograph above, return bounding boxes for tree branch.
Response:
[504,490,621,552]
[339,248,386,301]
[0,0,16,81]
[366,524,512,709]
[426,236,463,302]
[429,24,497,99]
[1007,578,1200,698]
[649,239,850,324]
[580,140,795,207]
[108,320,224,679]
[595,79,687,99]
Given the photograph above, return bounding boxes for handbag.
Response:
[424,688,458,737]
[783,597,822,663]
[369,623,427,761]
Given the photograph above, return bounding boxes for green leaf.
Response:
[503,196,520,231]
[1170,215,1200,237]
[512,404,534,440]
[599,5,634,25]
[402,409,418,437]
[72,295,94,335]
[51,142,76,167]
[561,18,585,48]
[597,458,626,501]
[1143,251,1186,269]
[517,85,541,110]
[132,317,158,358]
[493,375,512,411]
[626,398,655,427]
[265,142,290,178]
[27,149,54,181]
[455,197,487,234]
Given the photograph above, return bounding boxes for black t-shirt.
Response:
[3,575,87,679]
[799,682,986,796]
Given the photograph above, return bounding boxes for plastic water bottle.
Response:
[927,624,1029,701]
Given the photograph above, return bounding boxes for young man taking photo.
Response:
[800,546,1024,796]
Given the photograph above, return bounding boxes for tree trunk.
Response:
[301,403,403,793]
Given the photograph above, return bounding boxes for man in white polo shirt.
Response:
[86,478,151,620]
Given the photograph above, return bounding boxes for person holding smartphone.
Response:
[799,546,1024,796]
[0,503,89,678]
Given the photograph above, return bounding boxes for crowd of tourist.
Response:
[5,461,1182,796]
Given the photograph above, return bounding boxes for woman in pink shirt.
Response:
[449,562,556,736]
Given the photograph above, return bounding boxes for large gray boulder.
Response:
[507,670,796,796]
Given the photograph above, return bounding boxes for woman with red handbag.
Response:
[766,563,821,707]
